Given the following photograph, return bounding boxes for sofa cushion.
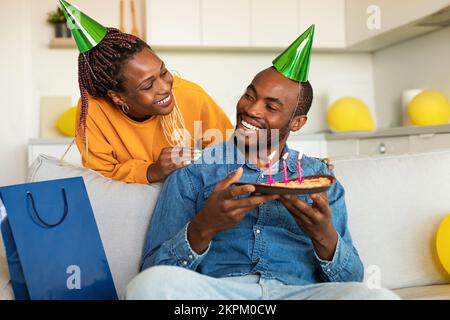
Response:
[25,155,162,299]
[334,150,450,290]
[394,284,450,300]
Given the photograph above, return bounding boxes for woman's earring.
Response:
[121,104,130,114]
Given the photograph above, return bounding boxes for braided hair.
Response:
[77,28,150,144]
[294,81,313,116]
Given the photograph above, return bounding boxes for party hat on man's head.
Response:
[272,24,315,83]
[59,0,107,53]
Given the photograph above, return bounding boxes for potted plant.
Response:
[47,7,71,38]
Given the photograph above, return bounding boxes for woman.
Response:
[65,3,331,184]
[74,26,232,184]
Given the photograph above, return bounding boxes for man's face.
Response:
[235,67,307,149]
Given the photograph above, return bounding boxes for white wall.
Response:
[158,50,376,132]
[30,0,146,137]
[373,26,450,128]
[346,0,450,46]
[29,0,376,132]
[0,0,32,186]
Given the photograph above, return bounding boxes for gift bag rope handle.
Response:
[26,188,69,228]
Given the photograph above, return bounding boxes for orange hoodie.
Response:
[75,77,233,184]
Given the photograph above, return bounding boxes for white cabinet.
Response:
[146,0,202,46]
[251,0,299,47]
[299,0,346,48]
[345,0,449,49]
[410,133,450,153]
[201,0,251,47]
[145,0,348,49]
[327,139,358,158]
[145,0,449,50]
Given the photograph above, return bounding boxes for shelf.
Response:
[325,124,450,140]
[289,124,450,141]
[49,37,76,49]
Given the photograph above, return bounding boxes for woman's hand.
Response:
[320,158,334,171]
[147,147,196,183]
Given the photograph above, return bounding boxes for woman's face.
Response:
[114,48,175,119]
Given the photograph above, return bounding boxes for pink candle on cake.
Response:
[282,152,289,184]
[267,150,276,185]
[297,150,304,183]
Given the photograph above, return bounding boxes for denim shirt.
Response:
[141,139,364,284]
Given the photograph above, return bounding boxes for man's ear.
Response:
[107,90,126,107]
[290,115,308,132]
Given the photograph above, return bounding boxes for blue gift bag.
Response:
[0,177,118,300]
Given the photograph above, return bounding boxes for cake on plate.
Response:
[264,177,332,189]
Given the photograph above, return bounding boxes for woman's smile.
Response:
[154,94,173,108]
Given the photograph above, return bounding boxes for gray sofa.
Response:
[1,150,450,299]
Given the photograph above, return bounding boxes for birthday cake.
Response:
[263,177,332,189]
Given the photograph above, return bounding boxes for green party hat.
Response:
[272,24,315,83]
[59,0,107,53]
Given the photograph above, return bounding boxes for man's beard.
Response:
[235,123,290,157]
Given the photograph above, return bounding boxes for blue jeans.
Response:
[125,266,400,300]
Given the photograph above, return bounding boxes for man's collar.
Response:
[226,138,298,173]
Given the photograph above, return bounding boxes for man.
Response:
[126,25,399,300]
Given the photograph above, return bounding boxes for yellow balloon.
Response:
[56,106,77,137]
[327,97,375,132]
[408,90,450,126]
[436,214,450,275]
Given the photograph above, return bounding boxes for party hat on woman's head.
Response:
[272,24,315,83]
[59,0,107,53]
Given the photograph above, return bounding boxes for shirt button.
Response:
[189,255,194,260]
[182,261,188,266]
[256,229,261,234]
[327,268,331,272]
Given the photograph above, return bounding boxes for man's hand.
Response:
[147,147,196,183]
[280,192,338,261]
[188,167,279,254]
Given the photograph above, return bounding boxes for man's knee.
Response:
[125,265,190,300]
